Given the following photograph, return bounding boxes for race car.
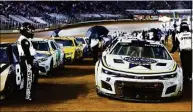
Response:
[54,37,83,62]
[95,37,183,102]
[0,43,38,100]
[31,38,65,76]
[75,37,90,57]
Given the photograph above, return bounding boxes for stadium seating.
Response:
[0,1,191,30]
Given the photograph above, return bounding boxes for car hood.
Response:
[35,53,49,60]
[102,55,176,74]
[0,63,10,74]
[63,47,76,53]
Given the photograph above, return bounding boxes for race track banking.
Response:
[0,22,192,111]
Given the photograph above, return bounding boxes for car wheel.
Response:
[46,60,53,77]
[78,57,84,62]
[59,57,65,69]
[4,75,15,100]
[96,87,104,97]
[175,91,183,100]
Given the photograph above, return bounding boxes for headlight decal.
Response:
[38,58,48,62]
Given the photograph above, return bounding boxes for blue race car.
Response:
[0,43,39,100]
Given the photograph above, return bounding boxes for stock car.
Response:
[54,37,83,62]
[95,37,183,102]
[75,37,90,57]
[31,38,65,76]
[0,43,38,100]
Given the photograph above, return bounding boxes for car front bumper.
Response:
[38,59,51,75]
[95,63,183,101]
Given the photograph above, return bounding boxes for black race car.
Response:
[0,43,38,100]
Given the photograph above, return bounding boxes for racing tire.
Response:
[59,57,65,69]
[175,91,183,101]
[96,87,104,97]
[4,74,15,100]
[46,60,53,77]
[78,57,84,62]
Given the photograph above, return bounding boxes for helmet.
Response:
[19,22,35,38]
[180,22,189,32]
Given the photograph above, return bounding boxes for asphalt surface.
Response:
[0,22,192,111]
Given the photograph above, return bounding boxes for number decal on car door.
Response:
[15,64,22,86]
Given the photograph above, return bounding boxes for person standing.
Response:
[170,22,192,85]
[170,24,179,52]
[17,22,36,101]
[88,32,102,63]
[51,27,61,38]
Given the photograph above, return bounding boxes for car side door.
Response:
[11,45,24,89]
[53,41,63,65]
[49,41,58,68]
[74,40,82,58]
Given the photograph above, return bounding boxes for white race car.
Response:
[32,38,65,76]
[95,37,183,102]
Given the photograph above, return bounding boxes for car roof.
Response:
[54,36,75,40]
[0,42,14,47]
[117,36,162,45]
[32,37,50,42]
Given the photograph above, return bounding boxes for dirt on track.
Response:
[0,23,192,111]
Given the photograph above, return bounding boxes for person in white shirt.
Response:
[17,22,36,101]
[170,22,192,85]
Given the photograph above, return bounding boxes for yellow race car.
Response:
[54,37,83,62]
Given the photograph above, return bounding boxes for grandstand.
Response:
[0,1,192,30]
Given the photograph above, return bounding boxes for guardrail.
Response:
[0,19,159,34]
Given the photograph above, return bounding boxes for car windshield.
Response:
[111,42,172,60]
[0,48,9,63]
[32,41,49,51]
[76,38,85,44]
[55,39,73,46]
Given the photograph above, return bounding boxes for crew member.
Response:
[170,24,179,52]
[170,22,192,85]
[51,27,61,38]
[17,22,36,101]
[88,32,102,63]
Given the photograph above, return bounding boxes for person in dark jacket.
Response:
[17,22,36,101]
[170,24,179,52]
[170,22,192,85]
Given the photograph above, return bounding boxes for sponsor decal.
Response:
[25,62,33,100]
[123,57,157,69]
[181,36,191,40]
[101,56,177,74]
[120,42,163,48]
